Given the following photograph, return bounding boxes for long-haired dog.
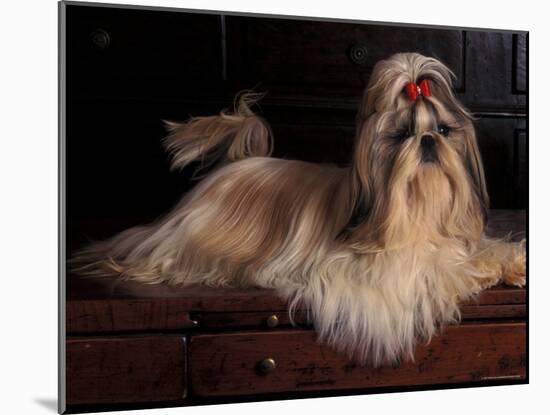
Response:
[73,53,526,366]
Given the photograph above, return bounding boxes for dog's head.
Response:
[349,53,488,250]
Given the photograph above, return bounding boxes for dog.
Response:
[72,52,526,366]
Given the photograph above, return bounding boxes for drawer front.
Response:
[66,298,199,333]
[226,17,465,95]
[190,322,526,397]
[66,336,186,405]
[192,304,526,330]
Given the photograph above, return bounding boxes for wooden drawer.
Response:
[66,335,187,405]
[192,304,526,330]
[189,322,526,397]
[226,17,465,96]
[191,297,526,330]
[66,298,199,333]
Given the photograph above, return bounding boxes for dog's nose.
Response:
[420,135,438,163]
[421,135,435,149]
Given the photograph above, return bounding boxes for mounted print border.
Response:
[59,1,528,413]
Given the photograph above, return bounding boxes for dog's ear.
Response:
[352,113,376,206]
[340,115,376,237]
[463,121,489,221]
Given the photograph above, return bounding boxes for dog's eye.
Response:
[438,124,450,137]
[394,129,412,141]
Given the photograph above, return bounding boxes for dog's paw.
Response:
[477,273,502,291]
[502,239,526,287]
[468,255,504,293]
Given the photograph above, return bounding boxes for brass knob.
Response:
[258,357,277,374]
[266,314,279,328]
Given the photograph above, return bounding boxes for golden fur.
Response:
[72,53,526,366]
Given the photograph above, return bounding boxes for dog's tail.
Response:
[163,91,273,174]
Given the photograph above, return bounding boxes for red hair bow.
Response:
[405,79,432,101]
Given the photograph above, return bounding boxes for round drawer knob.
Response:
[257,357,277,374]
[90,28,110,50]
[266,314,279,328]
[349,44,369,65]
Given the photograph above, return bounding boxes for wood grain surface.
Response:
[66,336,186,405]
[66,284,526,333]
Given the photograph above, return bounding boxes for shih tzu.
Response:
[72,53,526,366]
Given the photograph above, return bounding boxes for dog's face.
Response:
[350,53,488,250]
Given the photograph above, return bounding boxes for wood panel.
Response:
[189,322,526,397]
[65,99,216,223]
[66,336,186,404]
[485,209,526,241]
[226,17,464,97]
[271,123,354,164]
[514,130,528,208]
[513,33,527,94]
[66,5,223,100]
[475,117,527,209]
[464,31,525,111]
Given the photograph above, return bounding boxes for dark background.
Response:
[65,4,527,253]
